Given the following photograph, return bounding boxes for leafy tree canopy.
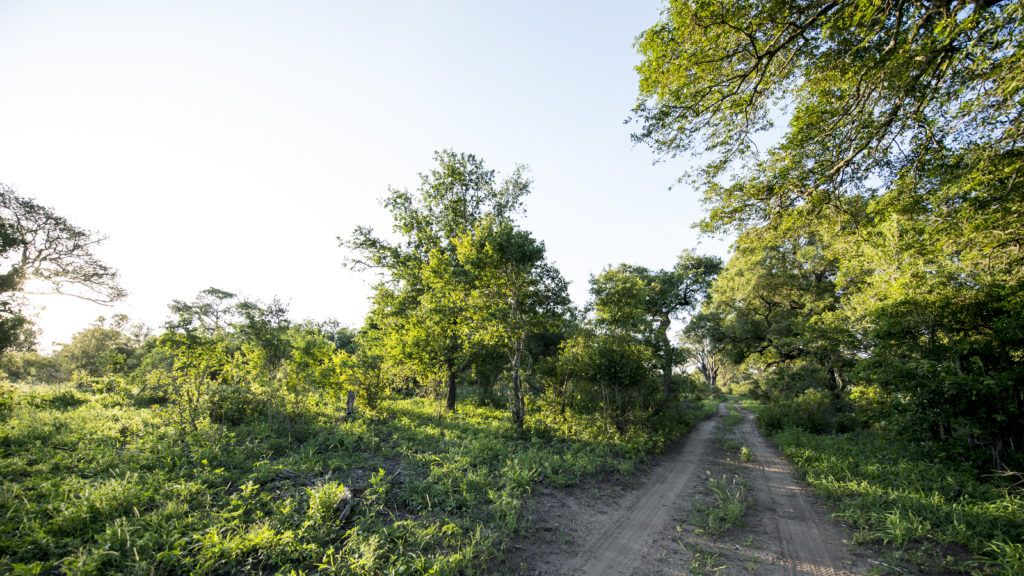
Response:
[0,184,125,353]
[634,0,1024,456]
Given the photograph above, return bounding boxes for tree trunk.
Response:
[661,364,674,403]
[510,339,525,431]
[659,313,674,402]
[445,361,458,412]
[346,390,357,417]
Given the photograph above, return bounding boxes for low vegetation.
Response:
[0,381,713,575]
[691,473,748,536]
[772,427,1024,575]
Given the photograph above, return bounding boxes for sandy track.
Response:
[736,410,863,576]
[505,404,870,576]
[561,406,723,575]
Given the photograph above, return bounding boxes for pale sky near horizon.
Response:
[0,1,731,349]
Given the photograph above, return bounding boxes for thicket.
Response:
[634,0,1024,470]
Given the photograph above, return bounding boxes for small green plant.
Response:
[722,406,742,428]
[740,445,752,463]
[983,540,1024,576]
[694,473,748,534]
[688,545,726,575]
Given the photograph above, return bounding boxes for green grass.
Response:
[0,384,714,575]
[686,544,726,576]
[691,473,748,535]
[721,405,742,429]
[772,428,1024,575]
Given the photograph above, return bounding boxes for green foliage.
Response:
[55,315,148,377]
[0,184,125,355]
[774,428,1024,574]
[457,216,570,429]
[634,0,1024,462]
[591,251,721,401]
[692,473,748,535]
[344,150,533,414]
[686,546,726,576]
[0,381,704,575]
[758,389,855,435]
[0,381,14,419]
[0,351,65,384]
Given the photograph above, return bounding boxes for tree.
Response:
[166,287,238,338]
[582,331,656,431]
[681,311,723,391]
[590,251,721,402]
[457,217,570,430]
[0,185,125,353]
[344,151,530,412]
[632,0,1024,458]
[56,314,148,377]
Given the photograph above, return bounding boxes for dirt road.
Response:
[504,405,870,576]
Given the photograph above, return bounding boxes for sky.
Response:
[0,1,731,349]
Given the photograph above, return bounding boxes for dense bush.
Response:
[758,389,856,435]
[0,351,66,384]
[207,383,267,426]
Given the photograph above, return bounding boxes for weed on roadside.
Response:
[687,544,727,575]
[693,472,749,535]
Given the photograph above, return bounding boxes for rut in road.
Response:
[537,404,869,576]
[561,405,723,576]
[732,409,864,576]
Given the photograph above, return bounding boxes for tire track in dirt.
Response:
[505,404,869,576]
[736,409,863,576]
[561,405,724,576]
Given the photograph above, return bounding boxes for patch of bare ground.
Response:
[498,405,883,576]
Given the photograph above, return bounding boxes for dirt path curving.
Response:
[501,405,872,576]
[562,405,723,576]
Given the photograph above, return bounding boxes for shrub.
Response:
[208,384,266,426]
[304,481,352,540]
[0,382,14,419]
[759,388,855,434]
[70,371,129,396]
[0,351,66,384]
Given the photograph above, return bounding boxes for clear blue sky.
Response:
[0,1,730,347]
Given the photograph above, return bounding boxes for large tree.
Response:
[0,185,125,353]
[591,250,721,402]
[344,151,529,412]
[457,216,570,430]
[633,0,1024,457]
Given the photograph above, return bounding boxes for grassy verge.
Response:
[0,384,714,575]
[771,427,1024,575]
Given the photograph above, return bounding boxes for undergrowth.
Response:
[0,384,714,575]
[773,428,1024,575]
